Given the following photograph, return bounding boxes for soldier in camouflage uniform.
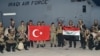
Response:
[50,22,57,47]
[0,22,5,53]
[6,29,16,52]
[17,21,28,50]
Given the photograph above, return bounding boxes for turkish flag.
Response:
[28,26,50,41]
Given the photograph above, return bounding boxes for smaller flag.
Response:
[63,26,80,36]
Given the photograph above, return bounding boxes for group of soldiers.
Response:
[78,19,100,50]
[0,19,29,53]
[0,18,100,53]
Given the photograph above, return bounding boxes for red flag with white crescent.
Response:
[28,26,50,41]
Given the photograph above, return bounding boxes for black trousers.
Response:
[6,43,16,52]
[88,37,94,50]
[23,41,29,50]
[69,36,76,48]
[57,33,64,47]
[0,44,5,52]
[80,34,86,49]
[27,40,34,48]
[95,41,100,50]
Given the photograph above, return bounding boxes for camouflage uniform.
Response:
[17,31,28,50]
[18,25,26,33]
[0,34,5,53]
[0,22,5,53]
[6,30,16,52]
[50,24,57,47]
[95,31,100,50]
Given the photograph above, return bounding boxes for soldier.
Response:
[0,22,5,53]
[36,21,41,48]
[4,18,17,41]
[6,29,16,52]
[56,23,64,47]
[40,21,46,47]
[89,27,98,50]
[50,22,57,47]
[27,20,34,48]
[77,19,86,48]
[68,20,76,48]
[17,20,28,50]
[84,28,90,49]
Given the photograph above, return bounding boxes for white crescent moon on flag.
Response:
[32,29,39,37]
